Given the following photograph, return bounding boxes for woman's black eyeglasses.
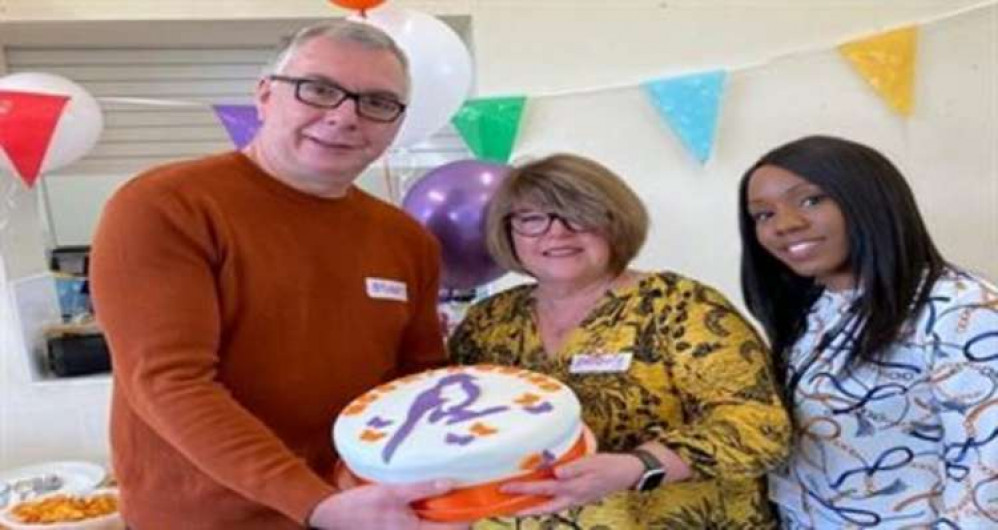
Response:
[268,75,406,123]
[506,212,589,237]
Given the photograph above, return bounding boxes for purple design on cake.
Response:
[367,416,393,429]
[381,373,509,463]
[540,450,557,468]
[524,402,554,414]
[445,433,476,446]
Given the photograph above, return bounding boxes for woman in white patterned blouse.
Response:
[738,135,998,528]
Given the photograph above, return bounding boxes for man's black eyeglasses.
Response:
[268,75,407,123]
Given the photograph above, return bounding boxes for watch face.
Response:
[637,468,667,491]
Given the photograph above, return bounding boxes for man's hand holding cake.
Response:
[307,479,467,529]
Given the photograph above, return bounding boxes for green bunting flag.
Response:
[451,96,526,163]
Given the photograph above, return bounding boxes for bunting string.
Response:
[80,0,992,108]
[2,0,994,174]
[527,0,995,100]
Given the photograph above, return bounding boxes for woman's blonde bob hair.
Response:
[485,153,649,276]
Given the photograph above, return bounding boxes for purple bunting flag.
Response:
[212,104,260,149]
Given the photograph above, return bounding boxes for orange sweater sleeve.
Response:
[91,178,335,524]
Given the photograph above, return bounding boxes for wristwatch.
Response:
[630,448,667,492]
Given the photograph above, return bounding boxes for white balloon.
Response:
[0,72,104,174]
[357,6,474,148]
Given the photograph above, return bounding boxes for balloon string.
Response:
[0,176,20,233]
[382,157,398,204]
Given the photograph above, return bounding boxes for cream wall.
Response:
[1,0,995,470]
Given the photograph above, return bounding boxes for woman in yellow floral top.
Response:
[448,153,790,529]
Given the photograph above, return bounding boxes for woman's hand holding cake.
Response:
[501,442,692,516]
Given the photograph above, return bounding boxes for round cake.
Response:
[332,364,589,521]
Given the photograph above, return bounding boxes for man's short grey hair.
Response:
[267,21,410,95]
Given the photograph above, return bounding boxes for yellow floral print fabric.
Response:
[448,272,791,529]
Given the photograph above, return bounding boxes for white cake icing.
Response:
[333,365,583,486]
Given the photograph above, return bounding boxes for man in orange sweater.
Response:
[91,21,463,529]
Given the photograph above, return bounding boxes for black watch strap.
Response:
[630,448,667,491]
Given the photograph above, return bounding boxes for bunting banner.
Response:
[0,1,990,182]
[643,70,727,164]
[451,96,527,163]
[212,104,261,149]
[0,90,70,188]
[838,26,918,116]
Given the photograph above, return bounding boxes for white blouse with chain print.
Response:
[769,267,998,529]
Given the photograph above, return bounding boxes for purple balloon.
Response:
[402,159,511,290]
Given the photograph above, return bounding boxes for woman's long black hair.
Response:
[738,136,946,391]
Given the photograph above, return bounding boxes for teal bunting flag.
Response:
[643,70,727,164]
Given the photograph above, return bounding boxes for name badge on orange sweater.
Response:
[366,278,408,302]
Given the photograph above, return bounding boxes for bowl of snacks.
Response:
[0,488,122,530]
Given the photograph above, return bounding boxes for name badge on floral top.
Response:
[365,278,408,302]
[569,352,633,374]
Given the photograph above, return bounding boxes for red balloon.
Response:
[329,0,386,10]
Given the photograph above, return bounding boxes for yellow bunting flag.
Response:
[838,26,918,116]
